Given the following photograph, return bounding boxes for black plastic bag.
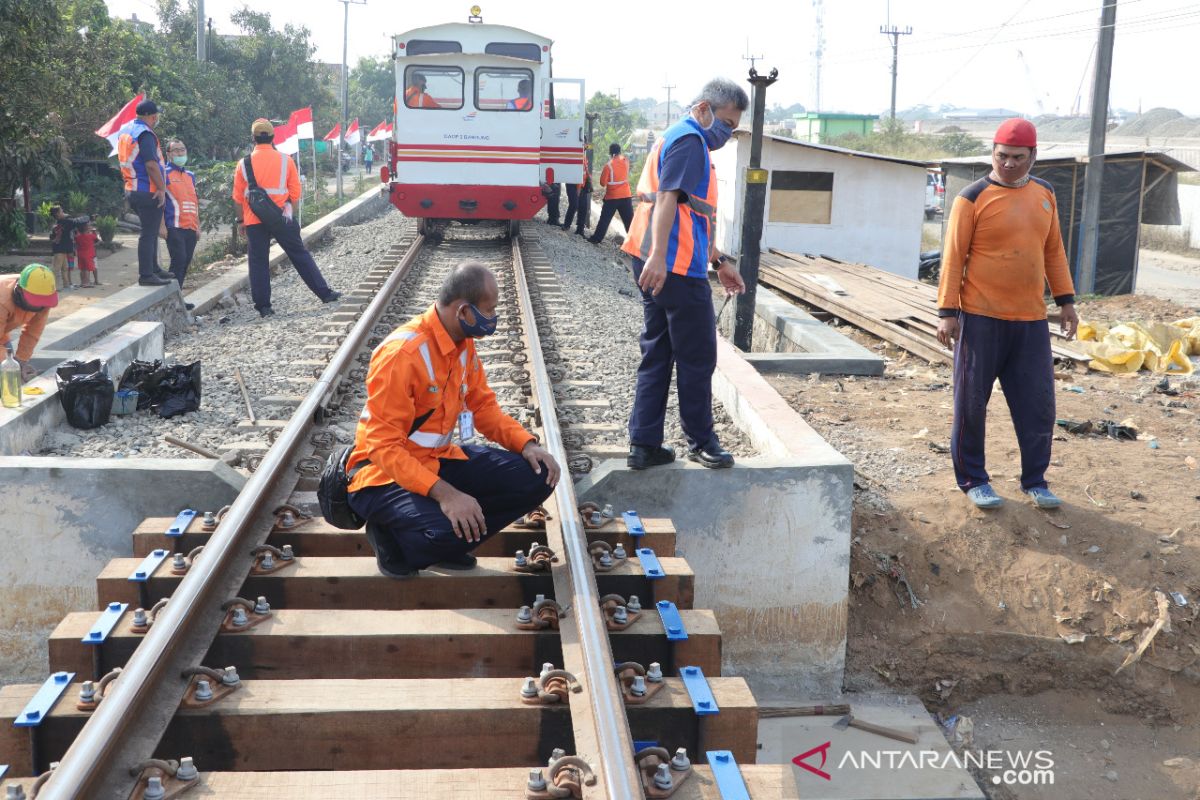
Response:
[118,359,164,410]
[56,359,113,429]
[151,361,202,419]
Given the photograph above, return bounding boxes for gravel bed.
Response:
[41,210,414,459]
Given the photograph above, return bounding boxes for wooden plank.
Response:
[0,678,756,774]
[95,556,696,612]
[130,516,677,559]
[0,766,799,798]
[48,609,723,680]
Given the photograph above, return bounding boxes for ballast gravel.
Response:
[41,207,755,467]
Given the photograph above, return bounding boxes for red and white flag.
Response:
[322,122,341,142]
[289,107,314,140]
[366,121,390,142]
[95,93,143,156]
[344,118,361,146]
[274,117,300,155]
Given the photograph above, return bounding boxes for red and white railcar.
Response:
[382,11,585,235]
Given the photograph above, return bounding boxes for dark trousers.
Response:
[562,185,587,233]
[166,227,198,288]
[590,197,634,242]
[543,183,561,224]
[628,257,717,450]
[950,311,1055,492]
[127,191,162,278]
[348,445,554,569]
[245,219,333,313]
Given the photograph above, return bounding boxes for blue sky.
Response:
[103,0,1199,117]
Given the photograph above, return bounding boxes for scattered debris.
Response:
[1130,490,1146,500]
[1115,591,1172,674]
[1084,484,1106,506]
[1060,632,1087,644]
[1055,418,1138,440]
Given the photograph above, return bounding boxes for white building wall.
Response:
[713,136,927,279]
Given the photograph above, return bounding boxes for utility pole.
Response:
[743,38,763,72]
[879,24,912,120]
[196,0,206,61]
[337,0,367,203]
[1076,0,1117,295]
[662,82,675,125]
[734,67,779,353]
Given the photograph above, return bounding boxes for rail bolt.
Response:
[194,679,213,702]
[654,763,674,790]
[590,510,602,526]
[176,756,198,781]
[521,677,539,698]
[6,784,26,799]
[254,596,271,615]
[230,607,249,628]
[172,553,187,571]
[79,681,96,703]
[143,776,166,800]
[630,676,647,697]
[259,552,275,570]
[647,662,664,683]
[514,550,527,568]
[222,666,241,686]
[627,595,642,612]
[548,747,566,767]
[613,606,629,625]
[132,608,149,628]
[613,544,626,559]
[540,662,554,679]
[516,605,533,623]
[527,767,547,791]
[280,544,294,561]
[671,747,691,771]
[534,594,546,604]
[598,552,613,568]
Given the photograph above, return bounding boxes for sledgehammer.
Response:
[832,714,920,745]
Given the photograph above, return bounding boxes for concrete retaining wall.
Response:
[577,338,852,695]
[0,321,165,456]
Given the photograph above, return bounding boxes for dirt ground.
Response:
[765,260,1200,799]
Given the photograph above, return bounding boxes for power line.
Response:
[879,24,913,120]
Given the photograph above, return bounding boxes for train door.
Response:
[541,78,585,185]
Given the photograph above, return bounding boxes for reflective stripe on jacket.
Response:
[117,120,163,193]
[231,144,301,226]
[347,305,536,495]
[620,118,716,279]
[164,164,199,231]
[600,155,632,200]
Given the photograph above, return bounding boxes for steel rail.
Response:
[510,237,643,798]
[42,234,427,799]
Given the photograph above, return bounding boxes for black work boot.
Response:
[627,444,675,470]
[687,439,734,469]
[364,522,417,578]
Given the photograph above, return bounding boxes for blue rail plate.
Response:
[621,510,646,539]
[82,602,128,645]
[656,600,688,641]
[128,549,169,582]
[636,548,664,578]
[705,751,751,799]
[165,509,198,537]
[0,764,8,782]
[13,672,75,727]
[680,666,719,715]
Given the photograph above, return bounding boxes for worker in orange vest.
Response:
[561,151,592,236]
[587,143,634,244]
[116,99,174,286]
[232,119,341,317]
[160,139,200,302]
[404,72,440,109]
[507,79,533,111]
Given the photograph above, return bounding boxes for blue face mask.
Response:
[700,107,734,151]
[459,302,498,338]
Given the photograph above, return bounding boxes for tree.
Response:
[349,56,394,132]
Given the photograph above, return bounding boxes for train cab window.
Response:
[405,40,462,56]
[475,67,535,112]
[484,42,542,62]
[403,65,463,110]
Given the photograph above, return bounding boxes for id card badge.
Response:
[458,410,475,441]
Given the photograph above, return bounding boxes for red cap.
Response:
[994,118,1037,148]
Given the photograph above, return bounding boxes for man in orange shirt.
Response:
[936,118,1078,510]
[346,262,560,577]
[233,119,340,317]
[0,264,59,380]
[404,73,440,109]
[587,143,634,244]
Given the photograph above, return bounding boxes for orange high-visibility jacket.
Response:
[599,155,632,200]
[164,164,199,232]
[405,86,440,109]
[347,306,535,495]
[231,144,301,226]
[116,120,164,193]
[0,275,48,362]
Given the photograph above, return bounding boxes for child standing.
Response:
[49,206,90,289]
[75,222,99,288]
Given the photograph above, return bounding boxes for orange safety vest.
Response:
[621,118,717,279]
[231,144,301,226]
[405,86,439,109]
[600,155,632,200]
[509,96,532,111]
[164,164,199,231]
[116,119,164,193]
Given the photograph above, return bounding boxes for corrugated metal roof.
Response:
[940,149,1195,172]
[733,130,931,169]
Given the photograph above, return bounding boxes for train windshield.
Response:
[405,39,462,55]
[404,65,464,110]
[475,67,535,112]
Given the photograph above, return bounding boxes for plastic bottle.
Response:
[1,343,20,409]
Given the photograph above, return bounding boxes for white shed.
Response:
[711,131,928,279]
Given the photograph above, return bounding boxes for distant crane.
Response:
[1015,49,1046,115]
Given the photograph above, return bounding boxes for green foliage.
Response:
[192,161,239,249]
[829,118,987,161]
[66,190,90,214]
[35,202,54,233]
[94,214,118,244]
[349,57,395,131]
[585,92,649,189]
[0,208,29,250]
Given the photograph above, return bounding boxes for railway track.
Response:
[0,224,788,799]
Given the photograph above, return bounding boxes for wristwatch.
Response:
[713,254,729,269]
